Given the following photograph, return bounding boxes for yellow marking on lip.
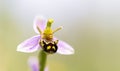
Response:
[40,41,44,47]
[52,46,56,50]
[47,46,51,50]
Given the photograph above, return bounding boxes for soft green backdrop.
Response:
[0,0,120,71]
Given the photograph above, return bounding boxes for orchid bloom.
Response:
[28,57,48,71]
[17,16,74,55]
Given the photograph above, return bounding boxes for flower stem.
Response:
[38,50,47,71]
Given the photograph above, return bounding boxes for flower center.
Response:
[39,40,58,54]
[37,18,63,53]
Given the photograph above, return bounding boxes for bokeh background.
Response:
[0,0,120,71]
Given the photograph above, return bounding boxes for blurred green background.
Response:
[0,0,120,71]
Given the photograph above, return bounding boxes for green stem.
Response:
[38,50,47,71]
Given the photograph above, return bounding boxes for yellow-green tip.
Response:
[48,18,54,24]
[46,18,54,28]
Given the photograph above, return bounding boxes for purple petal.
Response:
[45,67,49,71]
[28,57,39,71]
[28,57,48,71]
[33,16,47,33]
[57,40,74,55]
[17,35,41,53]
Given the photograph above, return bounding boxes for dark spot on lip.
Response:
[40,40,58,54]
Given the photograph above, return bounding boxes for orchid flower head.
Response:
[17,16,74,55]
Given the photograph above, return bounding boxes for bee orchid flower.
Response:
[17,16,74,55]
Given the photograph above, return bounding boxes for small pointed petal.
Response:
[45,67,49,71]
[57,40,74,55]
[17,35,41,53]
[28,57,49,71]
[33,16,47,33]
[28,57,39,71]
